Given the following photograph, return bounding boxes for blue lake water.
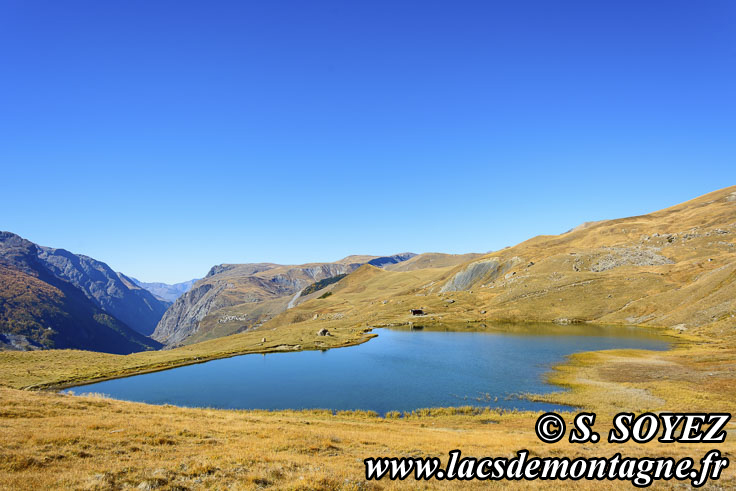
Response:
[68,324,670,414]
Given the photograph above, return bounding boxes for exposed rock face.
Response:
[0,332,39,350]
[0,232,162,354]
[153,263,360,346]
[153,254,416,346]
[151,283,223,346]
[205,263,278,278]
[440,259,500,292]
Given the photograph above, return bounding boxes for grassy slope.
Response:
[1,187,736,488]
[0,320,374,390]
[262,187,735,342]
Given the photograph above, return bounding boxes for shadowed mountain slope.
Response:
[31,245,169,336]
[383,252,484,272]
[0,233,162,354]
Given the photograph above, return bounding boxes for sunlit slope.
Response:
[270,186,736,337]
[270,264,457,327]
[152,261,362,346]
[156,254,415,346]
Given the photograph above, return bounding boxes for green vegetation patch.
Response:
[300,274,347,297]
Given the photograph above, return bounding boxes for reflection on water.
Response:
[69,323,671,415]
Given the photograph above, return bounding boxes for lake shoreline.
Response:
[51,321,682,415]
[1,327,731,490]
[38,332,379,392]
[36,320,669,390]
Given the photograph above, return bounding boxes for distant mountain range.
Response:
[0,234,477,353]
[129,277,199,303]
[0,237,486,353]
[148,251,483,347]
[151,253,420,346]
[0,232,164,354]
[7,187,732,357]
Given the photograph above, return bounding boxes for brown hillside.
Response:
[269,186,736,338]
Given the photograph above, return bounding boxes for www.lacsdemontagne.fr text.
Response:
[364,449,728,487]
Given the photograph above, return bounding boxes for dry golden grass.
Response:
[538,342,736,413]
[2,386,735,490]
[383,252,485,272]
[0,322,375,391]
[2,187,736,489]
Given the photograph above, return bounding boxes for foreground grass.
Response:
[2,309,734,489]
[2,387,734,490]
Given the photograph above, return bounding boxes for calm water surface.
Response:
[69,324,670,414]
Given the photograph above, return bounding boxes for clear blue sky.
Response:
[1,1,734,283]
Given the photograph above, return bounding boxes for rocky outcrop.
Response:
[151,283,224,346]
[590,247,673,272]
[153,263,361,346]
[440,259,500,292]
[204,263,279,279]
[152,254,416,346]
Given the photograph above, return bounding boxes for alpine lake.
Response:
[68,323,672,415]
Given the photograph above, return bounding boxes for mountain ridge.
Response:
[30,244,169,336]
[152,253,418,346]
[0,232,162,353]
[267,185,736,339]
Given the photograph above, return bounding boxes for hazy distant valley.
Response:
[129,277,199,303]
